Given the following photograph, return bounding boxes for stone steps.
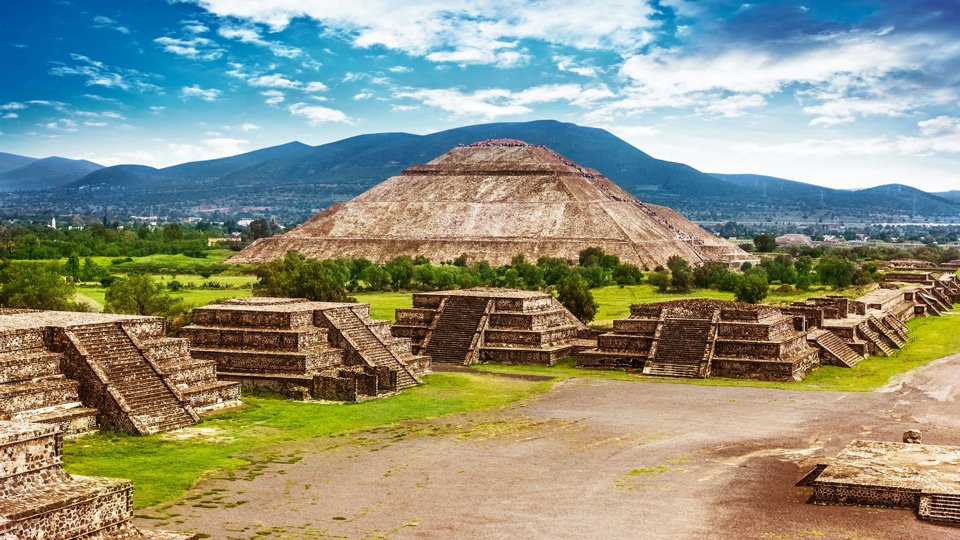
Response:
[857,323,893,356]
[812,330,863,367]
[920,493,960,523]
[868,315,905,348]
[0,376,81,415]
[324,309,419,389]
[648,319,712,379]
[71,324,194,435]
[882,314,909,341]
[423,298,490,365]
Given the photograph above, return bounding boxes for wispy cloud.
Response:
[218,24,302,58]
[180,85,222,101]
[49,54,160,92]
[154,36,224,61]
[92,15,130,34]
[261,90,284,105]
[394,83,615,118]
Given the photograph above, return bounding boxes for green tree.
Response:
[360,264,392,291]
[162,223,184,242]
[0,261,84,311]
[753,234,778,253]
[816,256,856,289]
[734,273,769,304]
[692,261,730,289]
[65,253,81,279]
[557,272,598,323]
[578,246,604,267]
[249,218,271,240]
[104,274,184,316]
[648,269,671,292]
[612,263,643,286]
[384,256,415,289]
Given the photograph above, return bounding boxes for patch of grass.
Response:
[353,291,413,322]
[475,308,960,392]
[62,371,554,509]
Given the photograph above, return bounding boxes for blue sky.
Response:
[1,0,958,191]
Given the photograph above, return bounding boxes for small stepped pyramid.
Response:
[0,420,195,539]
[810,329,864,367]
[920,493,960,523]
[855,322,893,356]
[422,297,491,365]
[647,318,712,378]
[322,308,421,389]
[867,315,905,348]
[68,323,195,435]
[917,292,946,315]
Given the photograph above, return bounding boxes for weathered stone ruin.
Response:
[180,298,429,401]
[882,272,959,317]
[392,288,592,365]
[227,139,757,269]
[0,310,239,436]
[0,419,196,539]
[798,439,960,524]
[577,299,820,380]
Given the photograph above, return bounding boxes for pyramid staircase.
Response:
[647,318,713,378]
[422,296,493,365]
[919,493,960,523]
[856,322,894,357]
[323,308,421,389]
[882,314,909,342]
[809,329,864,367]
[65,323,196,435]
[917,292,947,316]
[867,315,905,349]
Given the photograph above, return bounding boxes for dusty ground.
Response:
[140,355,960,540]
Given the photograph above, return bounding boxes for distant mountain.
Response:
[0,156,103,192]
[936,190,960,203]
[711,173,960,217]
[2,120,958,221]
[0,152,37,174]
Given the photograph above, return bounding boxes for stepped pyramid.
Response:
[228,140,756,269]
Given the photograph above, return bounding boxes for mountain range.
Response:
[1,120,957,222]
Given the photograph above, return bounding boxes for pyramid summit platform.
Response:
[228,139,756,269]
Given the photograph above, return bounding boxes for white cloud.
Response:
[388,65,412,73]
[899,116,960,154]
[84,121,108,126]
[181,20,210,33]
[184,0,659,66]
[555,55,597,77]
[303,81,328,92]
[217,25,302,58]
[698,94,767,118]
[805,97,913,126]
[44,119,79,132]
[2,113,18,119]
[288,102,351,125]
[395,83,615,118]
[0,102,26,111]
[49,54,159,92]
[248,74,301,89]
[93,15,130,34]
[154,36,224,61]
[180,85,222,101]
[353,92,372,100]
[301,59,322,70]
[261,90,285,105]
[239,123,261,131]
[168,137,250,161]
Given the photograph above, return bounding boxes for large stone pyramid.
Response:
[228,140,756,268]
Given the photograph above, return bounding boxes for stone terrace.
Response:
[577,299,819,381]
[799,439,960,524]
[392,288,592,366]
[0,310,239,436]
[0,419,196,539]
[181,298,429,402]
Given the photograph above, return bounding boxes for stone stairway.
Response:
[856,322,893,356]
[919,493,960,523]
[917,292,947,315]
[69,323,195,435]
[323,308,420,389]
[882,314,909,342]
[810,330,863,367]
[648,318,712,378]
[867,315,905,348]
[422,297,491,365]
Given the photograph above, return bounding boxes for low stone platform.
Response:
[181,298,429,401]
[392,288,591,366]
[799,439,960,524]
[0,310,238,435]
[578,299,820,381]
[0,419,196,539]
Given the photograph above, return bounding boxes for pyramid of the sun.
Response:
[228,140,756,268]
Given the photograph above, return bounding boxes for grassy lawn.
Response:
[474,307,960,392]
[76,284,252,312]
[353,291,414,321]
[591,284,865,323]
[63,372,554,509]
